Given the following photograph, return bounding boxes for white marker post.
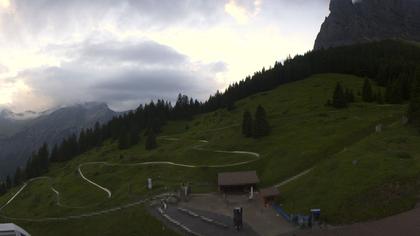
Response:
[249,186,254,199]
[147,178,152,190]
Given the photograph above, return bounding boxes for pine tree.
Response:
[253,105,270,138]
[118,132,129,150]
[226,99,235,111]
[0,182,6,196]
[332,83,347,108]
[37,143,49,174]
[345,89,355,103]
[145,129,157,150]
[408,71,420,130]
[14,167,23,186]
[386,79,404,104]
[50,144,59,162]
[376,89,384,104]
[129,124,140,146]
[5,175,11,189]
[241,110,253,137]
[362,78,374,102]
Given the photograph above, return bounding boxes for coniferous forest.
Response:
[3,40,420,193]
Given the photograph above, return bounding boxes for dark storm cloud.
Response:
[79,40,187,65]
[92,68,214,104]
[18,40,223,110]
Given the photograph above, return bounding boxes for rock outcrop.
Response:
[314,0,420,50]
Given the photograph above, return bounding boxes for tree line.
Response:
[242,105,271,138]
[2,40,420,195]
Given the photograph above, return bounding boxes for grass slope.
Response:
[0,73,411,235]
[280,121,420,224]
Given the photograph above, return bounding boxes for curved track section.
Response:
[0,125,261,221]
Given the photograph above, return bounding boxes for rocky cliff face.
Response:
[314,0,420,50]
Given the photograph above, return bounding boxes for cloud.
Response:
[0,64,8,74]
[10,40,224,111]
[2,0,224,37]
[78,40,188,66]
[225,0,262,24]
[0,0,332,112]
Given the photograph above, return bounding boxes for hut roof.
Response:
[218,171,260,186]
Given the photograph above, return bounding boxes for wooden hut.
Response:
[218,171,259,193]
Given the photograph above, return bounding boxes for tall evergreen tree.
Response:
[345,88,355,103]
[253,105,270,138]
[362,78,374,102]
[242,110,253,137]
[5,175,11,190]
[50,144,59,162]
[409,71,420,130]
[145,129,157,150]
[332,83,347,108]
[0,182,6,195]
[37,143,49,174]
[376,89,384,104]
[14,167,23,186]
[386,79,404,104]
[118,132,130,150]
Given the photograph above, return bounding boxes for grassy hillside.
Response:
[279,120,420,224]
[0,73,410,235]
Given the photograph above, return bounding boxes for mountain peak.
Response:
[315,0,420,50]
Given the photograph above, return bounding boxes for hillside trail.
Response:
[0,124,261,222]
[273,117,403,189]
[0,117,402,222]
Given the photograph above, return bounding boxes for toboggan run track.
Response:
[0,125,271,222]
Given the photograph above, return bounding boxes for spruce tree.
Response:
[409,73,420,130]
[362,78,374,102]
[253,105,270,138]
[332,83,347,108]
[241,110,253,137]
[345,88,355,103]
[376,89,384,104]
[145,129,157,150]
[37,143,49,174]
[118,132,129,150]
[386,79,404,104]
[5,175,11,189]
[14,167,22,186]
[0,182,6,195]
[50,144,59,162]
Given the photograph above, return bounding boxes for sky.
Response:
[0,0,330,112]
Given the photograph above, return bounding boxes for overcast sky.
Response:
[0,0,330,112]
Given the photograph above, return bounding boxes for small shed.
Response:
[218,171,260,192]
[260,187,280,206]
[0,223,31,236]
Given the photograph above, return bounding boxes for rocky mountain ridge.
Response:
[314,0,420,49]
[0,102,117,178]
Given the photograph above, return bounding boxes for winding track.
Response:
[1,116,394,222]
[0,126,262,222]
[77,137,260,198]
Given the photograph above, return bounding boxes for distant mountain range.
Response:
[0,102,118,178]
[314,0,420,49]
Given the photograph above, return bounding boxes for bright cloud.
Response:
[224,0,262,24]
[0,0,330,112]
[0,0,10,8]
